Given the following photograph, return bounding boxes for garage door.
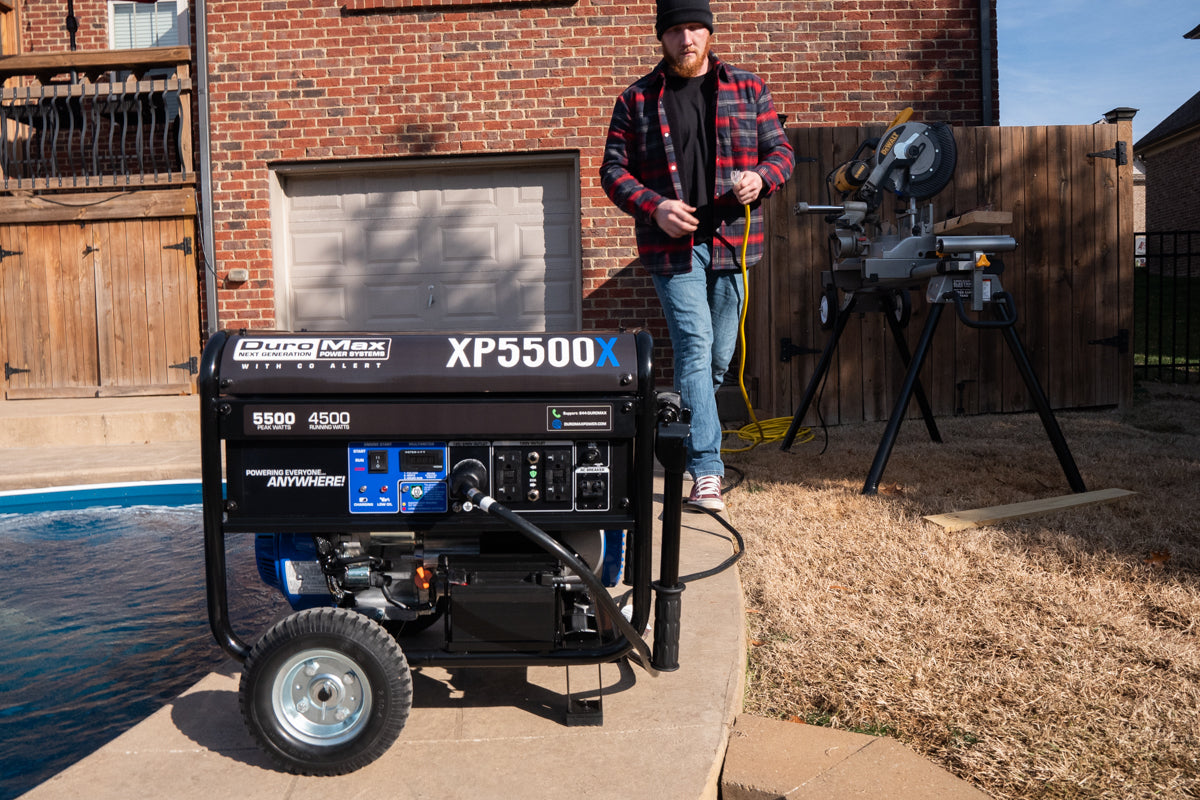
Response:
[275,156,581,332]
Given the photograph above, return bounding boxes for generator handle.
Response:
[198,330,252,661]
[653,395,688,588]
[651,394,689,671]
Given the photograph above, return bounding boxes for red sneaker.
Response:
[686,474,725,512]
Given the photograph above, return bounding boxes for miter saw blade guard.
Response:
[859,119,958,207]
[880,120,957,200]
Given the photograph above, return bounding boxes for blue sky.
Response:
[997,0,1200,144]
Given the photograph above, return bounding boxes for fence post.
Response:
[1114,113,1136,412]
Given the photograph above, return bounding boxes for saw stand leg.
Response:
[781,296,941,451]
[862,292,1087,496]
[863,302,946,494]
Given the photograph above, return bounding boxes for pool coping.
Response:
[0,479,204,512]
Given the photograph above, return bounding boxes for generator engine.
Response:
[253,520,627,645]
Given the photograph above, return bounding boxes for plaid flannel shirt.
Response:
[600,53,795,276]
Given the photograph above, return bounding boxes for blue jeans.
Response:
[651,242,743,479]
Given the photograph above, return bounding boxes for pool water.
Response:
[0,505,288,800]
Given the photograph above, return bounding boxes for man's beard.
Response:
[663,39,710,78]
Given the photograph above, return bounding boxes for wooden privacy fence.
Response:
[750,121,1135,425]
[0,190,201,399]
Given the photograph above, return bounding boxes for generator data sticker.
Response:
[232,337,392,362]
[547,405,612,432]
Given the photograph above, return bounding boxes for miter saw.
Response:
[779,109,1086,497]
[797,108,1015,329]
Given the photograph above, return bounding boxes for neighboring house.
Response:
[1135,88,1200,233]
[3,0,1001,395]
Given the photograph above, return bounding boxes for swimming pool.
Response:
[0,484,288,800]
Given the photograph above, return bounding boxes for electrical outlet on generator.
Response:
[575,441,610,511]
[490,442,600,511]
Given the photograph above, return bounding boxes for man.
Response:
[600,0,794,512]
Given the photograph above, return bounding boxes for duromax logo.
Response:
[445,336,620,369]
[233,338,391,361]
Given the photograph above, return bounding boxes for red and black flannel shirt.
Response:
[600,53,795,276]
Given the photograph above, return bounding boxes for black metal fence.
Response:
[1134,231,1200,383]
[1,77,188,191]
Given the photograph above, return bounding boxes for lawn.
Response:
[727,383,1200,799]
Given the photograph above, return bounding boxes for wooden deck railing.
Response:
[0,46,193,191]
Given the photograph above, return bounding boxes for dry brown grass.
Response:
[725,383,1200,799]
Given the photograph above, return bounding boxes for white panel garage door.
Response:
[275,156,580,332]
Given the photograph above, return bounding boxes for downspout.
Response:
[979,0,995,126]
[196,0,219,335]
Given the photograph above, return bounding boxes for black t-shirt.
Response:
[662,70,717,240]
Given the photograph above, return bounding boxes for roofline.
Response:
[1136,125,1200,158]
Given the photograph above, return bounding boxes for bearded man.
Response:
[600,0,795,511]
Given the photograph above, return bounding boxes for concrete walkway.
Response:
[2,396,990,799]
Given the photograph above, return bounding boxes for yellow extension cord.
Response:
[721,203,814,454]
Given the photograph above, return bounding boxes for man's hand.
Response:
[653,199,699,238]
[733,170,764,206]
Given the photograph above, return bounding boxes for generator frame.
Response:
[197,328,687,773]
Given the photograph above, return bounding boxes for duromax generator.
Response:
[199,330,687,775]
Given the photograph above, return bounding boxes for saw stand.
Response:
[780,284,1087,496]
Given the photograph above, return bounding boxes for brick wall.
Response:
[22,0,109,52]
[1143,136,1200,232]
[21,0,1000,351]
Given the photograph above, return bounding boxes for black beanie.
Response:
[655,0,714,39]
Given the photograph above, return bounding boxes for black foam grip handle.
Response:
[651,582,684,672]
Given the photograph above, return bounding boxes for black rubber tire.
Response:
[239,607,412,775]
[888,289,912,328]
[819,287,838,330]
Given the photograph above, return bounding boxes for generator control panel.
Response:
[349,443,450,514]
[344,441,613,515]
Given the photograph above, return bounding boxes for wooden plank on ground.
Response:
[924,488,1136,532]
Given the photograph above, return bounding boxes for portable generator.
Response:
[199,329,687,775]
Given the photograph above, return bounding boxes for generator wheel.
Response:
[239,607,412,775]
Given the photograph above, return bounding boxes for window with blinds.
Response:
[110,1,187,49]
[108,1,190,125]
